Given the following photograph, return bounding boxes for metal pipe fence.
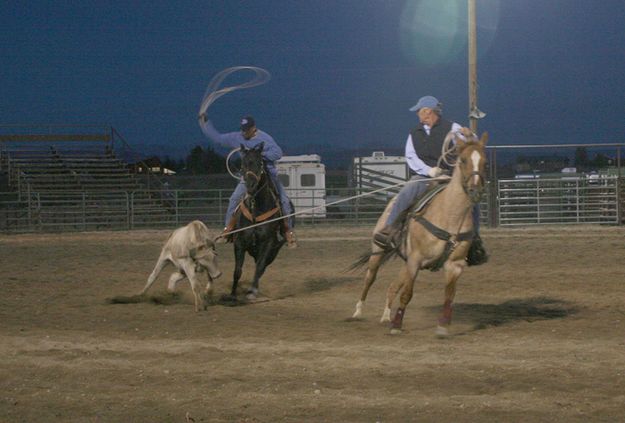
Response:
[497,176,619,226]
[0,177,621,233]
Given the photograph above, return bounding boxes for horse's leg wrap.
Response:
[391,307,405,330]
[438,299,453,326]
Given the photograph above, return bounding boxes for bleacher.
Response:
[0,126,174,232]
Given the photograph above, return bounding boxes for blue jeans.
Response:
[225,174,294,228]
[384,175,431,226]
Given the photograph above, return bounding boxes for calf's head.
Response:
[190,241,222,280]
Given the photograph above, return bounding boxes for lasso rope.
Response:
[214,175,451,241]
[225,148,242,180]
[198,66,271,118]
[437,131,458,168]
[437,128,479,168]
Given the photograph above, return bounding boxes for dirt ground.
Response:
[1,224,625,423]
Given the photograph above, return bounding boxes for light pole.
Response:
[468,0,485,132]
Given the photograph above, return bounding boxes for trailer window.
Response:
[278,174,290,187]
[300,174,316,187]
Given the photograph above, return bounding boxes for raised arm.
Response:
[198,118,242,150]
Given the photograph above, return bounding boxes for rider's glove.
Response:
[428,166,443,178]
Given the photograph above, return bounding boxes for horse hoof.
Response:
[435,325,449,337]
[246,291,258,301]
[389,328,402,335]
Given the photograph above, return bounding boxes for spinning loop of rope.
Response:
[198,66,271,117]
[226,148,242,180]
[198,66,271,180]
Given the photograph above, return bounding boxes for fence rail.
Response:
[497,176,619,225]
[0,176,622,233]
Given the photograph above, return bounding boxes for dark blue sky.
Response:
[2,1,625,165]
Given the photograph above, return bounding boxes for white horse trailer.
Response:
[352,151,409,199]
[277,155,326,218]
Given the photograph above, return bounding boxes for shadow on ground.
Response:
[106,292,185,305]
[303,276,357,293]
[427,296,579,332]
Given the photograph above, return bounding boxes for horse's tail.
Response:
[346,248,397,273]
[346,251,372,272]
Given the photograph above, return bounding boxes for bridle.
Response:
[459,147,486,202]
[240,154,280,224]
[242,156,269,197]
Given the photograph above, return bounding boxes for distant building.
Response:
[130,157,176,175]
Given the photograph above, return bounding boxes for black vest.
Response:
[410,118,453,171]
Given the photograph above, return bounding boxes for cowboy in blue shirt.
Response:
[199,114,297,248]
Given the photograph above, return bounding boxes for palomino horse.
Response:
[351,132,488,336]
[226,143,286,301]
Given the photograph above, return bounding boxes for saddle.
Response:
[224,185,289,242]
[389,179,486,269]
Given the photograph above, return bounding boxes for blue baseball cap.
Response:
[240,116,255,131]
[409,96,441,112]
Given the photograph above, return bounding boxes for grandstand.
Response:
[0,125,174,232]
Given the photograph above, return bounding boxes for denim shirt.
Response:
[200,120,283,177]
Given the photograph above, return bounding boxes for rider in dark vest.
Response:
[409,118,453,173]
[373,96,488,265]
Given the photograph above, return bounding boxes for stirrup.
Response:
[373,228,396,250]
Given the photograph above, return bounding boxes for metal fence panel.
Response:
[0,177,619,233]
[497,177,618,225]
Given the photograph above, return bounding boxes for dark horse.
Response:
[225,143,286,301]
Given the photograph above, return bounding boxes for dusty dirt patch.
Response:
[1,225,625,422]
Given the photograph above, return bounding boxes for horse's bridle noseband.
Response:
[461,166,486,202]
[245,169,263,183]
[244,167,269,198]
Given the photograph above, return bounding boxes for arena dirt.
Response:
[1,225,624,422]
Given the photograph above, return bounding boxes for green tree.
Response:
[592,153,611,168]
[574,147,589,167]
[204,146,226,173]
[186,146,206,174]
[184,145,227,174]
